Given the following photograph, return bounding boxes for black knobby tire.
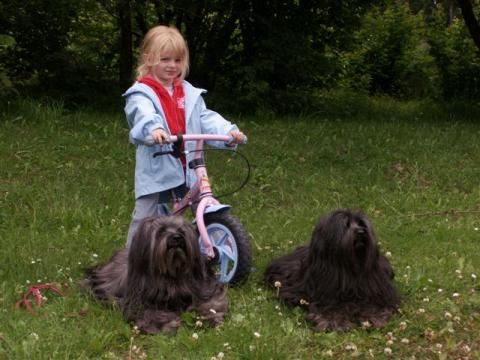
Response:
[202,212,252,285]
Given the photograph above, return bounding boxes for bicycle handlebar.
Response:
[143,134,248,147]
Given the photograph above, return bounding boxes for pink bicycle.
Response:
[145,133,252,285]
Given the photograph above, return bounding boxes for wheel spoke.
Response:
[219,253,231,280]
[202,214,251,284]
[217,243,235,261]
[213,231,230,246]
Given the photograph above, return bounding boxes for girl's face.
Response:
[149,51,182,85]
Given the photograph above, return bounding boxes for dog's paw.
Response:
[363,308,395,329]
[135,310,182,334]
[306,313,330,332]
[306,312,353,332]
[200,309,226,327]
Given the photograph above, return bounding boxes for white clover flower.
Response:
[361,320,371,329]
[386,339,394,346]
[345,343,357,351]
[195,320,203,327]
[471,273,477,280]
[299,298,309,305]
[401,338,410,344]
[424,329,435,339]
[253,332,261,338]
[452,293,460,298]
[444,311,452,319]
[384,347,392,356]
[416,308,426,314]
[325,350,334,357]
[274,281,282,288]
[437,288,443,293]
[191,333,199,340]
[422,297,430,302]
[385,251,392,258]
[92,253,98,258]
[385,332,395,341]
[399,321,407,331]
[217,352,224,359]
[30,333,39,341]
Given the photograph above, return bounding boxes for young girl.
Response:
[123,25,245,247]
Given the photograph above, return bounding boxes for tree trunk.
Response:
[118,0,133,89]
[457,0,480,52]
[446,0,455,26]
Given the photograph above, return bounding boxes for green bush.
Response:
[338,2,439,98]
[427,6,480,100]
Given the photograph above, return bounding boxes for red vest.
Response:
[139,76,186,166]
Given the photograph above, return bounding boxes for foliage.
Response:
[0,1,81,87]
[427,5,480,100]
[1,99,480,358]
[211,0,383,114]
[337,1,439,98]
[0,34,16,97]
[0,1,480,113]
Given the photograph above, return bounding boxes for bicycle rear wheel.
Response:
[200,212,252,285]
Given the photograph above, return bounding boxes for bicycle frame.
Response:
[162,134,235,259]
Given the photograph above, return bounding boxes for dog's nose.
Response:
[355,228,366,235]
[168,235,182,248]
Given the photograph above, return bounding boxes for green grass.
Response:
[1,98,479,359]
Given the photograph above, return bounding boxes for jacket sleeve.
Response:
[124,93,166,145]
[198,97,239,148]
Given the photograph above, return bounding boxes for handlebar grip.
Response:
[226,135,248,146]
[144,135,156,146]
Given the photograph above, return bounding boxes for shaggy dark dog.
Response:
[264,209,400,331]
[82,216,228,334]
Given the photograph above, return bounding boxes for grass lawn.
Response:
[0,98,479,359]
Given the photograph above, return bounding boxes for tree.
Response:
[457,0,480,52]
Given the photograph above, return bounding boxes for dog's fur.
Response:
[264,209,400,331]
[82,216,227,334]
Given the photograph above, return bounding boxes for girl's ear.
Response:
[143,53,151,66]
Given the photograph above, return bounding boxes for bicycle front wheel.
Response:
[201,212,252,285]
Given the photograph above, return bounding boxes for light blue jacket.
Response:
[123,80,239,199]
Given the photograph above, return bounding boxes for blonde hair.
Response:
[136,25,189,80]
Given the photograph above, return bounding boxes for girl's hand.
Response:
[227,130,246,146]
[151,128,169,144]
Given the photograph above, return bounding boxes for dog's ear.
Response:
[308,218,326,253]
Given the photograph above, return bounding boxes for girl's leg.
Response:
[126,184,187,247]
[126,193,169,247]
